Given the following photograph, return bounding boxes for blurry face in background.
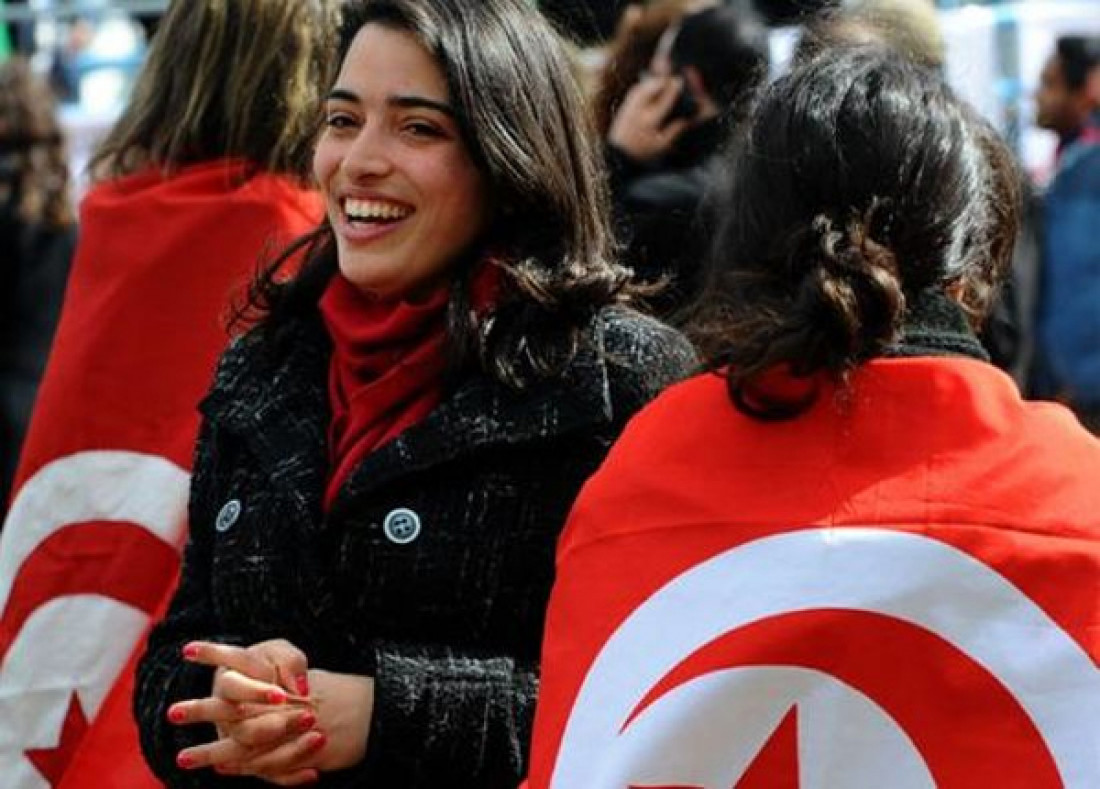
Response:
[313,24,490,300]
[1036,53,1089,137]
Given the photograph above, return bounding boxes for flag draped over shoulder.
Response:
[527,358,1100,789]
[0,160,322,789]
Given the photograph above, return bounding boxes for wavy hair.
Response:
[690,46,1020,419]
[240,0,629,389]
[89,0,339,183]
[0,58,73,228]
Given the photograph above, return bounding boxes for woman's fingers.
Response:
[184,639,311,697]
[216,668,296,706]
[167,696,240,726]
[183,640,270,680]
[227,708,317,749]
[252,639,311,697]
[176,735,250,771]
[649,75,685,116]
[240,730,327,779]
[262,769,321,786]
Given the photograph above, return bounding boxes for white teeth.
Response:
[344,198,411,221]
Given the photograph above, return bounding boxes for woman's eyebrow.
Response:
[324,89,455,119]
[388,94,455,117]
[326,88,359,103]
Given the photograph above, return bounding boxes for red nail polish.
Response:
[167,706,186,724]
[176,753,195,769]
[299,711,317,731]
[295,673,310,696]
[308,731,327,750]
[182,643,199,660]
[267,688,287,704]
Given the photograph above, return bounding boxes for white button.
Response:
[215,499,242,532]
[383,508,421,544]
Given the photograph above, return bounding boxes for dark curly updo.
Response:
[691,45,1019,419]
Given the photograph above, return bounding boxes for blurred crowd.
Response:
[2,0,1099,515]
[0,1,1096,787]
[0,3,1096,491]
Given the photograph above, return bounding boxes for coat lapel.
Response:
[199,312,615,521]
[198,318,331,517]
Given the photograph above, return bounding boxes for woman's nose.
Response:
[341,126,394,180]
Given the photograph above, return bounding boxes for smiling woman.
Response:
[132,1,697,788]
[313,24,490,300]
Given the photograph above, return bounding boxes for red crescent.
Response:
[626,609,1062,789]
[0,522,179,663]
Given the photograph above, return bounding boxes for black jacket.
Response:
[134,304,696,788]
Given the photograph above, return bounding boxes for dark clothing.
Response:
[608,118,727,319]
[1033,111,1100,421]
[0,213,74,514]
[134,303,696,788]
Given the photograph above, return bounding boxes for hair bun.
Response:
[787,206,905,371]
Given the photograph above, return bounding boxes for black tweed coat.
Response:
[134,304,696,788]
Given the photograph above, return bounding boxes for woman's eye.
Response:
[325,114,356,130]
[404,121,443,138]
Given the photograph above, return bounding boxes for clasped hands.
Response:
[167,639,374,786]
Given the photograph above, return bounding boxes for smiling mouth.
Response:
[343,197,414,225]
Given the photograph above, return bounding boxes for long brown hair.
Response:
[0,57,73,228]
[89,0,339,183]
[240,0,630,390]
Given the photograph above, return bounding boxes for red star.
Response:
[735,706,799,788]
[630,705,800,789]
[26,692,91,786]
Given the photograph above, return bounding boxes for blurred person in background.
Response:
[527,45,1100,787]
[1032,35,1100,432]
[795,0,944,71]
[1036,35,1100,163]
[0,56,74,521]
[590,0,707,137]
[603,1,769,319]
[0,1,335,787]
[132,0,694,786]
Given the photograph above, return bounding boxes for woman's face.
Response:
[314,24,490,300]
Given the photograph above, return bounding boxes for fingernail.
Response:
[298,711,317,731]
[295,673,310,696]
[182,643,199,660]
[167,706,186,724]
[308,731,327,750]
[267,688,287,704]
[176,753,196,769]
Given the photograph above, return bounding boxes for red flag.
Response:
[0,160,321,788]
[528,359,1100,789]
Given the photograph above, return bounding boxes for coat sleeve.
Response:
[132,416,258,789]
[326,642,537,786]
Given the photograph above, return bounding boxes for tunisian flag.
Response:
[527,359,1100,789]
[0,160,321,789]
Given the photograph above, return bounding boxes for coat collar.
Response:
[200,311,614,519]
